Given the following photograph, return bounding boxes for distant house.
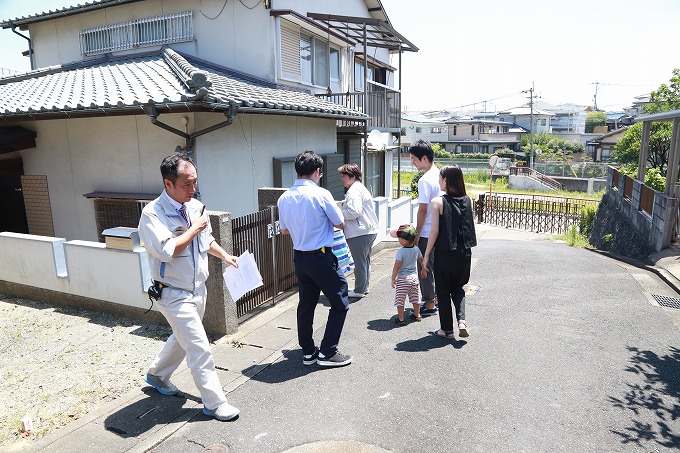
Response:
[497,106,554,135]
[587,126,629,162]
[0,0,416,241]
[444,118,523,154]
[624,93,652,117]
[549,104,591,134]
[400,114,448,147]
[606,112,635,131]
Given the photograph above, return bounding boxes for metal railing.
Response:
[315,81,400,129]
[476,192,599,234]
[80,11,193,56]
[510,167,563,190]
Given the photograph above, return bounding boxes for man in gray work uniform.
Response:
[138,154,239,421]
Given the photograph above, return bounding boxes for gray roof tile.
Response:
[0,48,367,121]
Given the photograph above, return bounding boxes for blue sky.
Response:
[1,0,679,112]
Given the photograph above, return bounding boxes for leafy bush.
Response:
[563,225,590,247]
[579,204,597,237]
[585,111,607,133]
[409,170,424,199]
[619,165,666,192]
[644,167,666,192]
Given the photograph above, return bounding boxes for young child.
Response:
[390,224,423,326]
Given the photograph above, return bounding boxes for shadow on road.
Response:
[247,349,321,384]
[104,389,196,438]
[608,346,680,449]
[395,334,467,352]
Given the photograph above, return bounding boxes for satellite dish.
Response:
[367,129,385,150]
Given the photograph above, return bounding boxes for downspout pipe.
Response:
[144,101,238,156]
[11,25,34,70]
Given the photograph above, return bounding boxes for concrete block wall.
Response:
[0,211,239,337]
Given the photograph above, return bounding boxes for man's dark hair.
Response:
[409,139,434,163]
[295,150,324,177]
[160,155,195,183]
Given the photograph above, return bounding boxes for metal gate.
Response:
[475,192,599,234]
[231,206,296,318]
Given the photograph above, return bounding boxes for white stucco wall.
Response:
[11,114,185,241]
[7,111,337,240]
[24,0,391,90]
[194,112,337,217]
[27,0,277,80]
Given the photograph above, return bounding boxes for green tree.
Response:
[432,143,450,158]
[519,132,584,161]
[611,68,680,173]
[613,122,672,171]
[585,111,608,133]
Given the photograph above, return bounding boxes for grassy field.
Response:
[393,169,605,201]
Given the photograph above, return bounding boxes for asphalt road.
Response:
[150,237,680,453]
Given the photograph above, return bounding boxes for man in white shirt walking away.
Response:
[409,140,443,315]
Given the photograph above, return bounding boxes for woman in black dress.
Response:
[421,165,477,339]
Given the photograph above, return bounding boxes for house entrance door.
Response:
[0,158,28,233]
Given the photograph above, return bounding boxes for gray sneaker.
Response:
[144,373,179,396]
[317,351,353,367]
[302,348,319,366]
[203,402,240,421]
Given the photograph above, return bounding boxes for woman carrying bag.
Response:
[422,165,477,339]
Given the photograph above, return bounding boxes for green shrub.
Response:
[579,204,597,237]
[409,170,424,199]
[564,225,590,247]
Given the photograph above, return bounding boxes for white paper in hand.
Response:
[223,250,263,302]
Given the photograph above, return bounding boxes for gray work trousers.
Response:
[346,233,376,294]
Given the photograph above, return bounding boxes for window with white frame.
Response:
[79,11,193,56]
[431,127,442,133]
[281,21,340,88]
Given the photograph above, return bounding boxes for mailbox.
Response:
[102,227,142,251]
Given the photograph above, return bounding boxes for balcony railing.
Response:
[315,81,401,130]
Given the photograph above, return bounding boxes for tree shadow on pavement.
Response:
[608,346,680,450]
[395,334,466,352]
[247,349,320,384]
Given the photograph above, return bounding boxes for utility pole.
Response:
[522,83,535,170]
[593,81,599,111]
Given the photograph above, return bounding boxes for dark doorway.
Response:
[0,158,29,233]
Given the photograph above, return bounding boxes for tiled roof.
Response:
[0,48,367,121]
[0,0,144,28]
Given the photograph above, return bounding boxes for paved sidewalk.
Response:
[8,224,680,453]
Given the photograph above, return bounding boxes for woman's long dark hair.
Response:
[440,165,466,197]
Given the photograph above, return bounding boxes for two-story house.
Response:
[444,118,523,154]
[497,106,554,136]
[400,114,448,147]
[0,0,415,241]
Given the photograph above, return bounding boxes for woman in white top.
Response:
[338,163,379,298]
